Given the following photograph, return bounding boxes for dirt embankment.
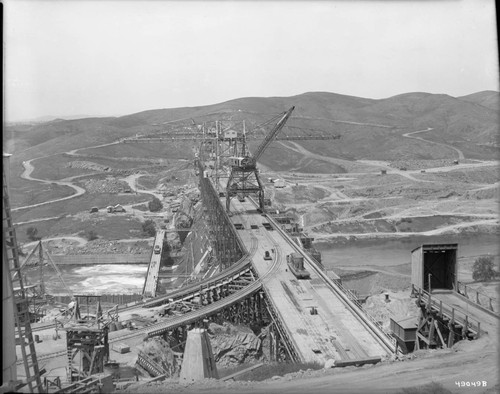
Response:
[33,238,152,255]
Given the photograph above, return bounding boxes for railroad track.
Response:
[30,300,148,334]
[263,208,396,354]
[30,220,262,363]
[31,194,395,366]
[31,196,393,366]
[248,196,396,355]
[141,235,257,309]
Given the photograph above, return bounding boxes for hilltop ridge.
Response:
[4,91,498,167]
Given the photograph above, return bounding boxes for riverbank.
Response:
[315,232,499,268]
[50,254,150,264]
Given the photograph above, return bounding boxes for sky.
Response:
[3,0,499,122]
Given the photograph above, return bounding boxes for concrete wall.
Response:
[179,328,218,382]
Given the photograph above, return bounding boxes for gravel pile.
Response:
[208,322,262,368]
[389,159,459,170]
[66,160,111,172]
[65,239,150,255]
[82,178,132,194]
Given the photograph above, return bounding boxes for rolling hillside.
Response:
[4,90,498,172]
[458,90,499,111]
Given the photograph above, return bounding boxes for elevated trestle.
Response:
[197,160,245,270]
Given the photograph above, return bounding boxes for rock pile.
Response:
[389,159,459,170]
[363,292,419,331]
[65,240,150,255]
[136,337,181,378]
[66,161,111,172]
[208,322,262,368]
[82,178,132,194]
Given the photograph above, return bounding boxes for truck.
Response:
[107,204,126,213]
[274,179,285,188]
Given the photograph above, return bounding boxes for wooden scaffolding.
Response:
[3,162,44,392]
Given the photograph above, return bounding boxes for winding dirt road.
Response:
[403,127,465,160]
[313,218,499,241]
[13,140,130,212]
[12,158,87,212]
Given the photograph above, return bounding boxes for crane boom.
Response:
[250,106,295,166]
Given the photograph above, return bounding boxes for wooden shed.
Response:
[390,316,417,354]
[411,243,458,292]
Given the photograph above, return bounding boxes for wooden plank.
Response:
[416,332,430,345]
[333,357,381,368]
[148,374,167,382]
[434,321,445,347]
[221,363,264,381]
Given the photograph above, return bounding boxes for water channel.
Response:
[24,234,498,296]
[315,233,499,269]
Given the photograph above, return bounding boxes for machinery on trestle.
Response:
[225,107,295,212]
[286,253,310,280]
[62,295,112,383]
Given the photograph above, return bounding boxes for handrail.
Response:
[142,260,253,308]
[413,285,483,335]
[457,281,497,314]
[262,208,397,354]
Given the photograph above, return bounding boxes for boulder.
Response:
[324,359,336,369]
[208,322,262,368]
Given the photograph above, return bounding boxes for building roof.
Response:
[392,315,418,330]
[411,243,458,253]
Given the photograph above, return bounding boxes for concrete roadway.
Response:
[228,197,388,364]
[142,230,165,297]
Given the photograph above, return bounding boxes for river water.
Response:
[24,264,148,296]
[24,234,498,295]
[315,233,499,269]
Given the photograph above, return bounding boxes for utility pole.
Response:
[39,241,45,298]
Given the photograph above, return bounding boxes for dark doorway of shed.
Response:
[423,249,457,291]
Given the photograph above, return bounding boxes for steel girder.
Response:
[226,167,265,212]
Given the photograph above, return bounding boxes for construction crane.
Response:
[224,107,294,211]
[120,108,341,213]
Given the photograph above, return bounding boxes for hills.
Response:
[4,90,498,171]
[458,90,499,111]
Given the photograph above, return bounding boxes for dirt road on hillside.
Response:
[12,159,86,211]
[403,127,465,160]
[312,218,499,241]
[12,140,133,212]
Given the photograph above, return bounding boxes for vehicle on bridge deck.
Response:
[262,222,273,231]
[154,245,161,254]
[287,253,310,279]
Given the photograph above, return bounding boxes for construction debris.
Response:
[208,322,263,368]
